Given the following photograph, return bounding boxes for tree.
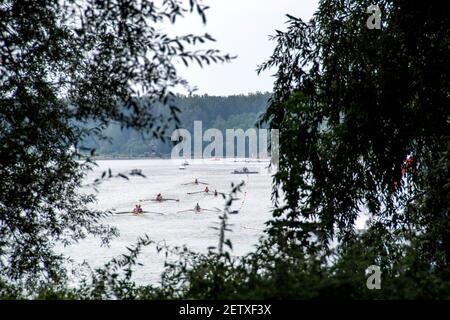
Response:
[258,0,449,274]
[82,93,271,157]
[0,0,231,289]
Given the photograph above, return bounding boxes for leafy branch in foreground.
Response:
[0,0,232,288]
[258,0,450,269]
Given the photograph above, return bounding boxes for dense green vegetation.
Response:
[86,93,270,157]
[0,0,231,290]
[1,0,449,300]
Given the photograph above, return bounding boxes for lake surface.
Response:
[62,159,275,285]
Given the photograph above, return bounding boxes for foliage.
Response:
[258,0,450,272]
[1,0,449,300]
[82,93,271,157]
[0,0,230,288]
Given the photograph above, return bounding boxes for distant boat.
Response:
[231,167,259,174]
[179,166,186,170]
[181,160,190,166]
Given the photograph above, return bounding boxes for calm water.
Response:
[61,159,274,284]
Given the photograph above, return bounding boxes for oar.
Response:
[205,192,231,198]
[142,210,167,215]
[182,181,209,186]
[112,210,131,215]
[139,198,153,202]
[138,199,160,202]
[187,191,205,195]
[177,209,194,213]
[201,208,221,213]
[162,198,180,202]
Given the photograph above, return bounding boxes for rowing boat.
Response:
[111,209,166,216]
[187,191,205,195]
[177,208,221,213]
[182,181,208,185]
[231,167,259,174]
[140,198,179,202]
[231,170,259,174]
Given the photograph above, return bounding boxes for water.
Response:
[61,159,274,284]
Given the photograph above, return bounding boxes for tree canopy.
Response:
[0,0,231,288]
[259,0,450,273]
[82,93,270,157]
[0,0,449,299]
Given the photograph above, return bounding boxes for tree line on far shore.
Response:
[83,93,270,158]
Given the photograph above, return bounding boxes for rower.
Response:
[214,189,218,197]
[194,178,198,184]
[133,204,143,215]
[204,186,209,193]
[156,193,163,202]
[195,203,201,212]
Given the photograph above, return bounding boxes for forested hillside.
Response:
[84,92,271,157]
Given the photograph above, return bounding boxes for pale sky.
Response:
[169,0,319,96]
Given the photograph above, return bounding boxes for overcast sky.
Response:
[169,0,319,96]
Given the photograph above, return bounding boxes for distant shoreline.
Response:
[89,155,271,162]
[92,155,171,160]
